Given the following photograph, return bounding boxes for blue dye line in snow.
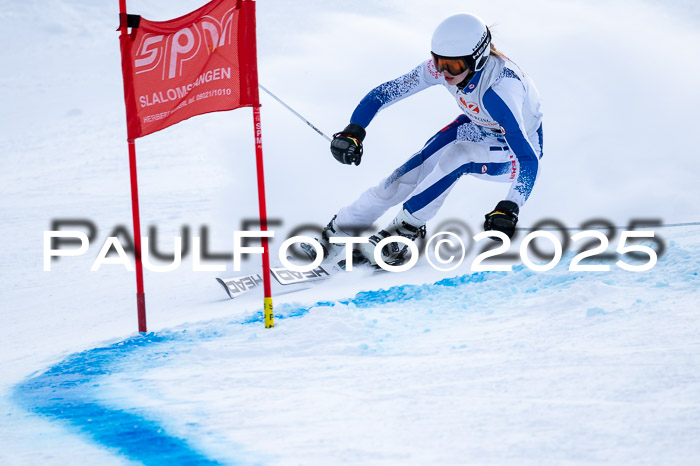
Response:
[12,269,508,465]
[13,334,227,465]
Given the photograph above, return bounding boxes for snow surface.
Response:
[2,0,700,464]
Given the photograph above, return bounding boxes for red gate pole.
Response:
[127,140,147,333]
[242,0,274,328]
[119,0,147,333]
[253,106,274,328]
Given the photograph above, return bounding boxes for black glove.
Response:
[331,123,366,166]
[484,200,519,239]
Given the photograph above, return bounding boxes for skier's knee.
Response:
[437,145,465,171]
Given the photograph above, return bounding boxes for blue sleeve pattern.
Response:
[483,88,539,202]
[350,66,423,128]
[498,67,521,82]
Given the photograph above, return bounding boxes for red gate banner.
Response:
[119,0,259,139]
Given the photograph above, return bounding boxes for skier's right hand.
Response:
[331,123,366,166]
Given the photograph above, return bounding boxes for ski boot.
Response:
[299,215,354,263]
[354,209,426,267]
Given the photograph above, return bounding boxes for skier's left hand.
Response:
[484,200,519,239]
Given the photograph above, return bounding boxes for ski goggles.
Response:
[431,53,469,75]
[431,27,492,76]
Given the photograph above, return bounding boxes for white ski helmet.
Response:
[431,14,491,72]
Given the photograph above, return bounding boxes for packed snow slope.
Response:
[1,0,700,464]
[10,226,700,465]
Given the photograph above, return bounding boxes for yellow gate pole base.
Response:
[264,297,274,328]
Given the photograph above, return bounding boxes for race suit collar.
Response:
[457,68,484,92]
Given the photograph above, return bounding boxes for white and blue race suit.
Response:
[335,53,543,231]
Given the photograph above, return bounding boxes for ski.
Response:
[270,264,333,285]
[216,264,337,300]
[216,253,397,300]
[216,273,265,299]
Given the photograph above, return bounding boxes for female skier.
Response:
[305,13,543,266]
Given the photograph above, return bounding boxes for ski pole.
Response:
[259,85,332,142]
